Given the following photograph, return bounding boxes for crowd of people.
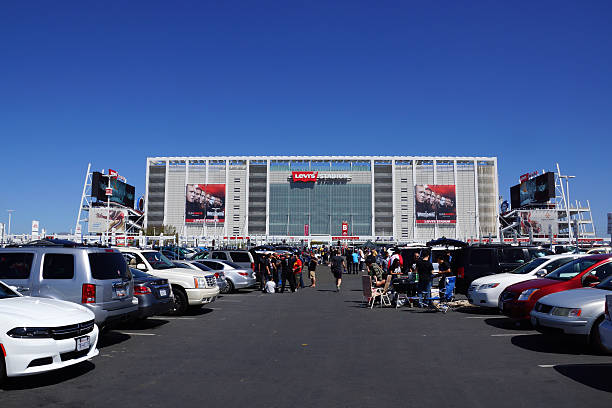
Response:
[253,245,454,305]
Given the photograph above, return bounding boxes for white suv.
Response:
[116,248,218,315]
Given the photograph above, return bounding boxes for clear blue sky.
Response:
[1,1,611,235]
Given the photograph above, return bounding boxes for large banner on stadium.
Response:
[88,207,127,233]
[185,184,226,224]
[415,185,456,224]
[519,210,558,235]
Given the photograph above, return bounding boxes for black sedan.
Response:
[130,268,174,318]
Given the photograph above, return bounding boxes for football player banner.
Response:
[185,184,226,224]
[415,185,456,224]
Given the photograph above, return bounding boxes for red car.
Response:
[499,254,612,320]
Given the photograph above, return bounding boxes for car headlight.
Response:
[7,327,52,338]
[517,288,540,301]
[194,277,207,288]
[479,283,500,290]
[551,307,582,317]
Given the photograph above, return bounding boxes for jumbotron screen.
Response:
[91,172,136,208]
[510,172,554,208]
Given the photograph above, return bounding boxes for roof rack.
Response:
[5,239,111,249]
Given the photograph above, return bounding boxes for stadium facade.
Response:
[145,156,499,243]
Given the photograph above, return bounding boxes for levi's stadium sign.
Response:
[291,172,352,182]
[292,171,318,182]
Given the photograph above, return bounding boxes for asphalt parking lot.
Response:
[1,266,611,407]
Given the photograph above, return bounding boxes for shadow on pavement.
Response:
[1,361,95,391]
[510,334,588,355]
[114,318,169,331]
[455,306,500,315]
[553,363,612,392]
[182,307,214,316]
[484,317,532,331]
[98,331,131,349]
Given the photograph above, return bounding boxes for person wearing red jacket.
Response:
[292,255,303,290]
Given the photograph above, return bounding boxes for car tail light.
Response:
[238,272,249,277]
[457,267,464,279]
[214,272,220,279]
[82,284,96,303]
[251,262,255,271]
[1,343,6,357]
[134,285,151,295]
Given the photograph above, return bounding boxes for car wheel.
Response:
[0,353,6,387]
[589,316,606,354]
[170,286,188,315]
[225,278,235,293]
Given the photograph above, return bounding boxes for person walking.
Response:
[330,249,345,292]
[351,250,359,274]
[308,255,317,287]
[280,254,296,293]
[358,248,365,273]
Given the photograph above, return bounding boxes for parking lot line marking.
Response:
[465,316,494,319]
[490,333,532,337]
[538,365,556,368]
[163,317,197,320]
[118,332,157,336]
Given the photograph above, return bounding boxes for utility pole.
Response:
[7,210,15,241]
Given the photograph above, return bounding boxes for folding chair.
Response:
[376,276,393,308]
[361,275,382,309]
[421,276,456,313]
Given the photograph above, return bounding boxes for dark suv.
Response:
[453,244,552,294]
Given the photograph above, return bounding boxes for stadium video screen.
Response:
[510,172,554,208]
[91,172,136,208]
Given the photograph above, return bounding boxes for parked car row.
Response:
[0,241,225,383]
[468,253,612,353]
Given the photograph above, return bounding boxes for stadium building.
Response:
[145,156,499,243]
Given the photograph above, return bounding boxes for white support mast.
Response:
[75,163,93,243]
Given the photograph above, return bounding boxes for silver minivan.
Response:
[209,250,254,271]
[0,244,138,327]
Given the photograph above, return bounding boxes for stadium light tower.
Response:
[7,209,15,238]
[559,173,576,245]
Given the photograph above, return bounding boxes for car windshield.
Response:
[192,262,213,271]
[510,258,548,274]
[193,252,209,260]
[528,248,553,259]
[221,261,241,269]
[142,251,175,270]
[596,275,612,291]
[544,259,598,281]
[0,282,19,299]
[130,268,151,279]
[172,261,191,269]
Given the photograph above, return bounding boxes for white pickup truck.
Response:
[117,248,219,315]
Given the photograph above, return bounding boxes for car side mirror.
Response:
[535,270,547,278]
[136,263,147,271]
[582,275,599,287]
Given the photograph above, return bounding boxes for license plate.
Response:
[114,287,127,298]
[75,336,90,351]
[159,289,167,297]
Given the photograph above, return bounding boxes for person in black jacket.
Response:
[280,254,296,293]
[416,252,434,307]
